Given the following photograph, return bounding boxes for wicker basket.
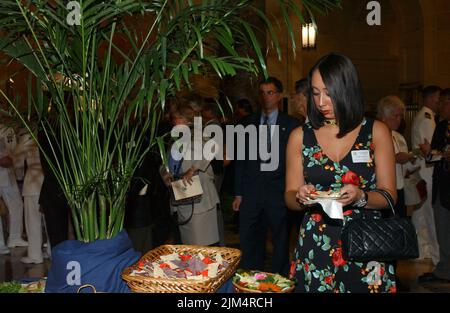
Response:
[232,271,295,293]
[122,245,241,293]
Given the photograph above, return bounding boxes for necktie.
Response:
[264,115,271,154]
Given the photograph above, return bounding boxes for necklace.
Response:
[324,119,337,126]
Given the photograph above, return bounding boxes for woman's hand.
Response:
[181,167,196,186]
[296,184,316,205]
[161,172,173,187]
[338,184,364,206]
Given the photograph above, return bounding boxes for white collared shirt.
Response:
[392,130,408,190]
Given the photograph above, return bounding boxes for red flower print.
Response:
[343,210,353,216]
[380,267,385,276]
[337,240,342,246]
[370,142,375,151]
[289,262,296,278]
[313,152,323,159]
[332,248,347,267]
[341,170,360,186]
[311,213,322,223]
[201,269,209,277]
[325,276,333,285]
[202,257,213,264]
[180,254,192,262]
[389,285,397,293]
[304,263,310,272]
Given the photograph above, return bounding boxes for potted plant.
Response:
[0,0,340,292]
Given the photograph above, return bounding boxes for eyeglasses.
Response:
[259,90,279,96]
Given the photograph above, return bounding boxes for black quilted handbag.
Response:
[341,189,419,262]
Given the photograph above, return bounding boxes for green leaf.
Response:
[0,0,342,242]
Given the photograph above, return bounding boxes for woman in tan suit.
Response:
[161,104,220,246]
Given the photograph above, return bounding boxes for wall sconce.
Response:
[302,23,317,49]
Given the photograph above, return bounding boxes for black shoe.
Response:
[418,272,450,284]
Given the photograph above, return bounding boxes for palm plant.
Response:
[0,0,340,243]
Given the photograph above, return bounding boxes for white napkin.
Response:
[306,199,344,220]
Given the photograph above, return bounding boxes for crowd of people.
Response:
[0,52,449,293]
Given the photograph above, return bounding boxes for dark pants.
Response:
[43,201,69,249]
[239,197,289,276]
[433,190,450,280]
[126,226,153,255]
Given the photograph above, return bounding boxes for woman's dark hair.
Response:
[307,53,364,138]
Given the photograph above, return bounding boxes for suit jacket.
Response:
[162,133,220,216]
[38,130,69,211]
[431,119,450,207]
[234,111,300,208]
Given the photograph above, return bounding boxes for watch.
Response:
[353,191,368,208]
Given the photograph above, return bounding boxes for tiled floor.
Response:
[0,206,448,293]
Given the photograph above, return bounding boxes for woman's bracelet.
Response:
[353,190,368,208]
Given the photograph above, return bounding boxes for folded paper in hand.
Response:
[306,199,344,220]
[170,175,203,201]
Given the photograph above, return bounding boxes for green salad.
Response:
[0,280,46,293]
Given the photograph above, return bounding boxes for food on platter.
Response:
[232,269,295,293]
[21,280,46,293]
[309,190,343,199]
[128,252,229,281]
[0,279,46,293]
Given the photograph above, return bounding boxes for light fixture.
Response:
[302,23,317,49]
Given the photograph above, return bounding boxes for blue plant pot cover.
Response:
[45,230,141,293]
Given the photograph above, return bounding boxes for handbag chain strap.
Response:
[371,189,396,216]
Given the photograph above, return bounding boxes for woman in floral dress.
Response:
[285,53,398,293]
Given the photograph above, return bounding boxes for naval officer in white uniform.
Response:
[15,129,45,263]
[411,86,441,265]
[0,123,27,254]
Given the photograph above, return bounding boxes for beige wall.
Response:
[267,0,403,113]
[265,0,449,115]
[420,0,450,87]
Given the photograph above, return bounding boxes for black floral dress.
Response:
[289,118,397,293]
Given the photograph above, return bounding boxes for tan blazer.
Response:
[161,134,220,245]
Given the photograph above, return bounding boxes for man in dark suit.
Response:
[232,77,300,275]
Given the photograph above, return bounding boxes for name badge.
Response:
[351,150,371,163]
